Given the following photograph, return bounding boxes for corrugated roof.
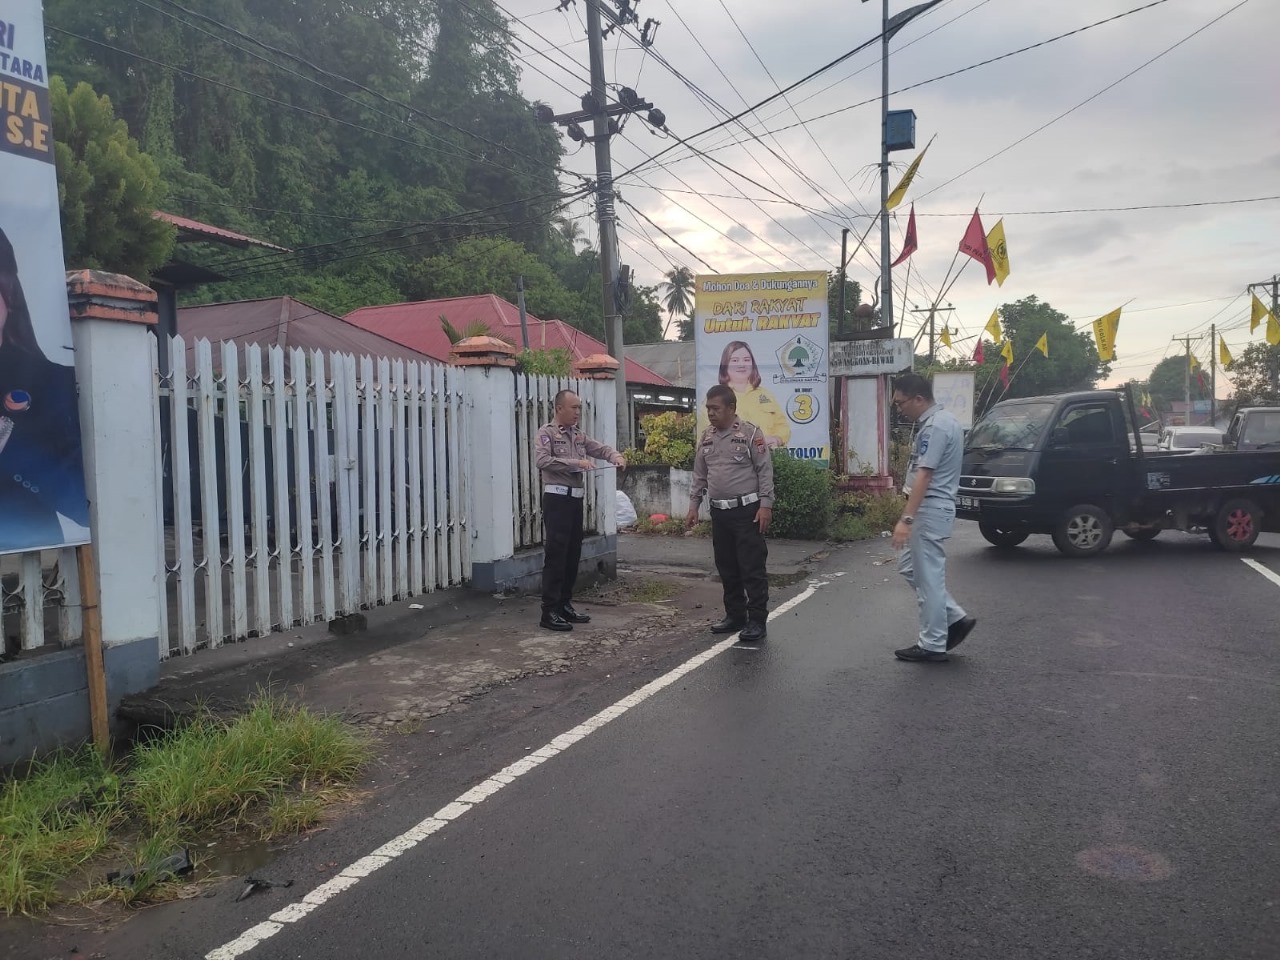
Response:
[345,294,671,386]
[625,341,696,390]
[177,297,432,375]
[155,211,292,252]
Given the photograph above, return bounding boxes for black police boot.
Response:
[738,621,767,642]
[710,617,747,634]
[540,610,573,631]
[560,603,591,623]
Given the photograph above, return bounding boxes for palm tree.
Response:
[661,266,694,340]
[557,217,585,249]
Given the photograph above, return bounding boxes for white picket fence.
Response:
[158,337,470,657]
[2,340,615,662]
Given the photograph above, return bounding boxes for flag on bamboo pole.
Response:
[890,205,918,267]
[1270,310,1280,346]
[984,309,1002,342]
[1034,333,1048,357]
[972,339,985,364]
[986,218,1010,287]
[1092,307,1121,362]
[1000,339,1014,365]
[940,326,952,349]
[999,362,1010,389]
[1219,339,1234,368]
[1250,293,1271,333]
[959,208,997,284]
[886,142,930,211]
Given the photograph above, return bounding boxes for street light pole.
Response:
[879,0,893,336]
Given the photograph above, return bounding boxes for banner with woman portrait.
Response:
[693,272,830,465]
[0,1,90,554]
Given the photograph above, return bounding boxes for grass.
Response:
[0,694,367,915]
[626,578,681,604]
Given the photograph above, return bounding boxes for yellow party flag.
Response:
[1219,338,1233,368]
[886,141,930,211]
[1035,333,1048,357]
[1269,310,1280,346]
[1250,293,1271,333]
[986,219,1010,287]
[940,327,952,349]
[1189,354,1200,371]
[1092,307,1121,362]
[1000,339,1014,365]
[984,309,1002,342]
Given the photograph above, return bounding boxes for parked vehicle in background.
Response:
[1157,426,1225,454]
[1222,407,1280,451]
[957,388,1280,557]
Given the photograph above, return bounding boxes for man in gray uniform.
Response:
[890,373,977,662]
[686,384,774,642]
[535,389,626,631]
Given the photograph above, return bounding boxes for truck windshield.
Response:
[966,402,1056,452]
[1244,411,1280,447]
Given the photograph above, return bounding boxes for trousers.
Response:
[541,492,584,612]
[897,501,966,652]
[711,503,769,623]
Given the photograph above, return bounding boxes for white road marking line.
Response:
[1243,558,1280,591]
[204,583,825,960]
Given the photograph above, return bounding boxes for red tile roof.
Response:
[155,211,292,251]
[344,294,670,386]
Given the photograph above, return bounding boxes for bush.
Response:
[623,411,696,469]
[769,452,834,539]
[837,490,905,534]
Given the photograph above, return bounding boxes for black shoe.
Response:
[894,644,948,662]
[947,616,977,651]
[540,611,573,632]
[560,603,591,624]
[710,617,747,634]
[738,621,767,642]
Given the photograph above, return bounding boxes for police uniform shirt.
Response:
[690,418,776,509]
[905,404,964,502]
[535,421,620,488]
[730,386,791,446]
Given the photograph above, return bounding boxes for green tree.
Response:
[1224,342,1280,410]
[1147,354,1210,414]
[624,284,664,344]
[827,272,862,337]
[51,77,175,278]
[971,296,1108,413]
[661,266,695,340]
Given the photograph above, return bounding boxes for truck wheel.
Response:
[979,522,1029,548]
[1052,504,1114,558]
[1122,527,1160,542]
[1212,498,1261,551]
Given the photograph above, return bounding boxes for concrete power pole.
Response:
[878,0,893,337]
[584,0,628,447]
[1172,335,1197,423]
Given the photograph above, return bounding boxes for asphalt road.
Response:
[35,526,1280,959]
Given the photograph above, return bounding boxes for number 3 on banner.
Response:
[787,393,819,424]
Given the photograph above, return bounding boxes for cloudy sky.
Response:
[501,0,1280,386]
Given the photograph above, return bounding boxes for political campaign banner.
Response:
[932,370,976,430]
[694,272,830,465]
[0,3,90,554]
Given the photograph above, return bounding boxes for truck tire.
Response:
[979,522,1029,548]
[1052,504,1114,558]
[1211,498,1261,551]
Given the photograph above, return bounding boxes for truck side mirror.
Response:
[1050,427,1070,446]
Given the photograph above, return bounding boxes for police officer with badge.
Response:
[535,389,626,631]
[685,384,775,642]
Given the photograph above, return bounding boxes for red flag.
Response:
[890,205,918,268]
[959,208,997,284]
[1196,370,1208,393]
[999,361,1010,389]
[972,339,984,365]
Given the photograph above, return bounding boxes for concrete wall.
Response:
[620,466,709,521]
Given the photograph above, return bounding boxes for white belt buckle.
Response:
[545,484,585,498]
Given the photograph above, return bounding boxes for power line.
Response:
[919,0,1253,199]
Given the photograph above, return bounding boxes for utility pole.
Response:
[910,304,953,365]
[878,0,892,337]
[1173,335,1197,423]
[516,275,529,349]
[1247,275,1280,396]
[1208,325,1218,427]
[837,228,849,337]
[535,1,662,448]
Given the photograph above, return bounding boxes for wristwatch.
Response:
[901,515,914,525]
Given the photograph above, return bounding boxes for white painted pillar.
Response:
[454,340,518,571]
[68,271,164,654]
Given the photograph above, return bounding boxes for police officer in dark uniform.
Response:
[0,226,88,553]
[686,384,775,642]
[534,389,626,631]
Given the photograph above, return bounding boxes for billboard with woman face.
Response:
[694,272,830,465]
[0,2,90,554]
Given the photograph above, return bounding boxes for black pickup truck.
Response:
[956,388,1280,557]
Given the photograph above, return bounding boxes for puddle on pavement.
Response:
[199,839,280,879]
